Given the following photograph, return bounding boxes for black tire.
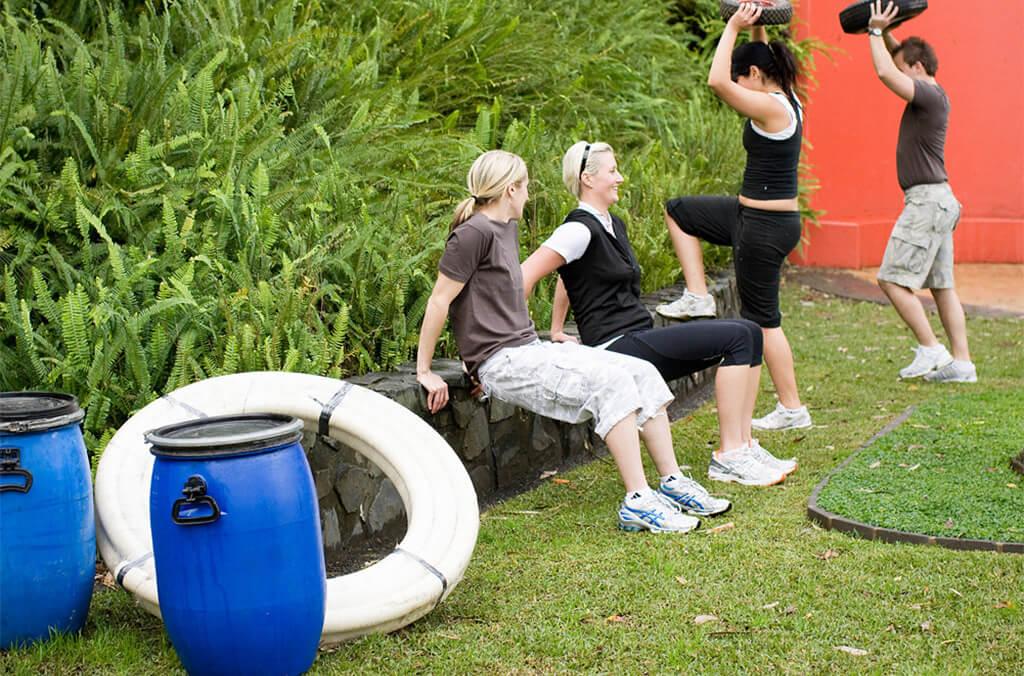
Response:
[720,0,793,26]
[839,0,928,34]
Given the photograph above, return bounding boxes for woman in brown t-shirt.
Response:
[415,150,720,533]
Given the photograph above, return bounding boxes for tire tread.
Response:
[720,0,793,26]
[839,0,928,34]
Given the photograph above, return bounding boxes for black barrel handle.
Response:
[171,474,220,526]
[0,447,32,494]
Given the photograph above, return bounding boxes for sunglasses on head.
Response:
[579,143,591,178]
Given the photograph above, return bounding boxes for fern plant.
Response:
[0,0,788,450]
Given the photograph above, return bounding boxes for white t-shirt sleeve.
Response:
[542,221,592,264]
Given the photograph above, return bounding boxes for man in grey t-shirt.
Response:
[865,0,976,383]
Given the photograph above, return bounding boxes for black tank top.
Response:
[557,209,652,347]
[740,91,802,200]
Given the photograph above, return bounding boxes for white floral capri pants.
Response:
[476,340,674,439]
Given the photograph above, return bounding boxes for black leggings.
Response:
[606,319,763,383]
[664,196,802,328]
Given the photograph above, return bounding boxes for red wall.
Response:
[791,0,1024,267]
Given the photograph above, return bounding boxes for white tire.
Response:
[94,372,480,645]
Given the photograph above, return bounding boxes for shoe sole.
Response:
[900,356,955,380]
[662,496,733,517]
[655,308,717,321]
[688,502,732,517]
[751,420,812,432]
[924,375,978,383]
[708,471,785,487]
[618,520,701,534]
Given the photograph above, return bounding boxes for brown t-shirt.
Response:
[438,212,538,375]
[896,79,949,190]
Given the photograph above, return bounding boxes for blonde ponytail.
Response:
[451,197,477,231]
[450,150,528,232]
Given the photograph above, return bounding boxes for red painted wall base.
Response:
[791,219,1024,268]
[792,1,1024,268]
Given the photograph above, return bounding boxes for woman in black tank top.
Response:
[521,140,798,487]
[658,3,812,432]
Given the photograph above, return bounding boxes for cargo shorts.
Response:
[476,340,673,440]
[877,183,961,290]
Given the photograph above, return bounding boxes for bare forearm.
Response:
[751,25,767,44]
[883,30,899,54]
[550,278,570,334]
[708,23,741,89]
[869,34,897,78]
[416,297,449,375]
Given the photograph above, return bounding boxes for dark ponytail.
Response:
[731,38,800,99]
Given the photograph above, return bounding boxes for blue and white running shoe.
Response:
[660,474,732,516]
[617,491,700,533]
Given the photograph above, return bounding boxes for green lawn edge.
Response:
[4,282,1023,674]
[813,389,1024,544]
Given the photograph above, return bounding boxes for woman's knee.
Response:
[717,325,754,367]
[740,319,764,365]
[663,207,679,232]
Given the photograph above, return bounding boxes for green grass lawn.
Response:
[817,389,1024,542]
[4,278,1023,674]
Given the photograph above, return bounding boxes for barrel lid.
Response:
[0,392,85,432]
[146,414,304,458]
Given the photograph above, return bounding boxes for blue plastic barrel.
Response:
[147,414,326,676]
[0,392,93,649]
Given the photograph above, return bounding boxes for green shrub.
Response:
[1,0,816,446]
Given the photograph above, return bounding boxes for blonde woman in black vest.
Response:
[656,2,811,432]
[522,141,797,495]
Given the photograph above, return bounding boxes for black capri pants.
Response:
[606,319,763,383]
[665,196,802,328]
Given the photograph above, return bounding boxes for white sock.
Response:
[625,487,654,504]
[920,343,947,354]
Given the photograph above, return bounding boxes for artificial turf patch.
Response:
[815,388,1024,543]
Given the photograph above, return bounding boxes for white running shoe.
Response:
[747,439,797,476]
[618,491,701,533]
[708,448,786,487]
[899,344,953,379]
[752,403,812,431]
[660,474,732,516]
[924,359,978,383]
[655,289,717,320]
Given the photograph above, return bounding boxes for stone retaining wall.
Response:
[307,274,739,561]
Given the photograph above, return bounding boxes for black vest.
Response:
[741,91,802,200]
[558,209,652,347]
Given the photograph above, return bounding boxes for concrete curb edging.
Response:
[807,405,1024,555]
